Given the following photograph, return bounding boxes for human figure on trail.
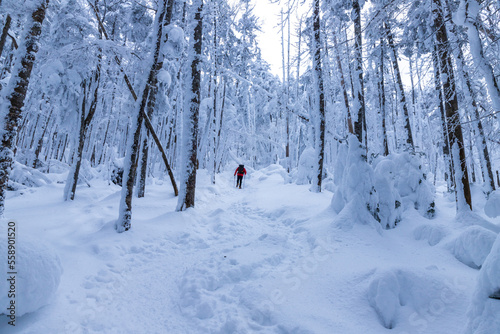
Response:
[234,164,247,189]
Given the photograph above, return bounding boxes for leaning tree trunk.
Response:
[89,0,177,198]
[176,0,203,211]
[433,0,472,211]
[0,0,49,216]
[384,22,414,152]
[137,0,175,197]
[0,15,12,58]
[116,0,169,232]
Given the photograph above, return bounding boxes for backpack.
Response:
[237,165,245,174]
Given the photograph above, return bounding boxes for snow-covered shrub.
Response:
[484,190,500,218]
[0,237,62,316]
[332,135,399,229]
[465,234,500,333]
[8,161,51,189]
[413,224,447,246]
[449,226,497,269]
[295,147,316,185]
[374,153,435,218]
[111,158,124,186]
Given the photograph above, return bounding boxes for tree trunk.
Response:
[64,56,101,201]
[379,35,389,156]
[353,0,366,145]
[33,108,53,168]
[0,0,49,216]
[311,0,325,193]
[0,15,12,58]
[63,90,87,201]
[432,45,453,192]
[444,0,496,194]
[116,0,169,232]
[384,22,414,151]
[177,0,203,211]
[89,0,177,197]
[433,0,472,211]
[333,32,354,135]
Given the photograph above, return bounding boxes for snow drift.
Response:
[465,234,500,333]
[0,235,62,317]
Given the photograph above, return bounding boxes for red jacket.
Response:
[234,167,247,176]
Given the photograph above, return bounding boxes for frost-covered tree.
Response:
[176,0,203,211]
[432,0,472,210]
[0,0,49,215]
[117,0,170,232]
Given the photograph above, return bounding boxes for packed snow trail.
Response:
[0,165,491,333]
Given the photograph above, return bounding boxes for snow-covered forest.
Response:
[1,0,500,332]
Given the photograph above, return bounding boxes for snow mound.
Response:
[0,236,62,317]
[465,234,500,333]
[484,190,500,218]
[413,224,447,246]
[368,269,456,330]
[254,164,287,182]
[456,210,500,234]
[9,161,52,189]
[374,152,435,218]
[449,226,497,269]
[332,136,396,229]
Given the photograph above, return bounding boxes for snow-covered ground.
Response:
[1,165,499,333]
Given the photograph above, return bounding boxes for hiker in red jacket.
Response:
[234,164,247,189]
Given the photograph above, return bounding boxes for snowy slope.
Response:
[0,166,498,333]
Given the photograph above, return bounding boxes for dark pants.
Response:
[236,175,243,188]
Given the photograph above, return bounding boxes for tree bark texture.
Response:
[0,0,49,216]
[176,0,203,211]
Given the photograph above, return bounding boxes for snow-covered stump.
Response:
[465,234,500,333]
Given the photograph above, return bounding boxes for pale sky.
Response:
[253,0,284,77]
[252,0,310,80]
